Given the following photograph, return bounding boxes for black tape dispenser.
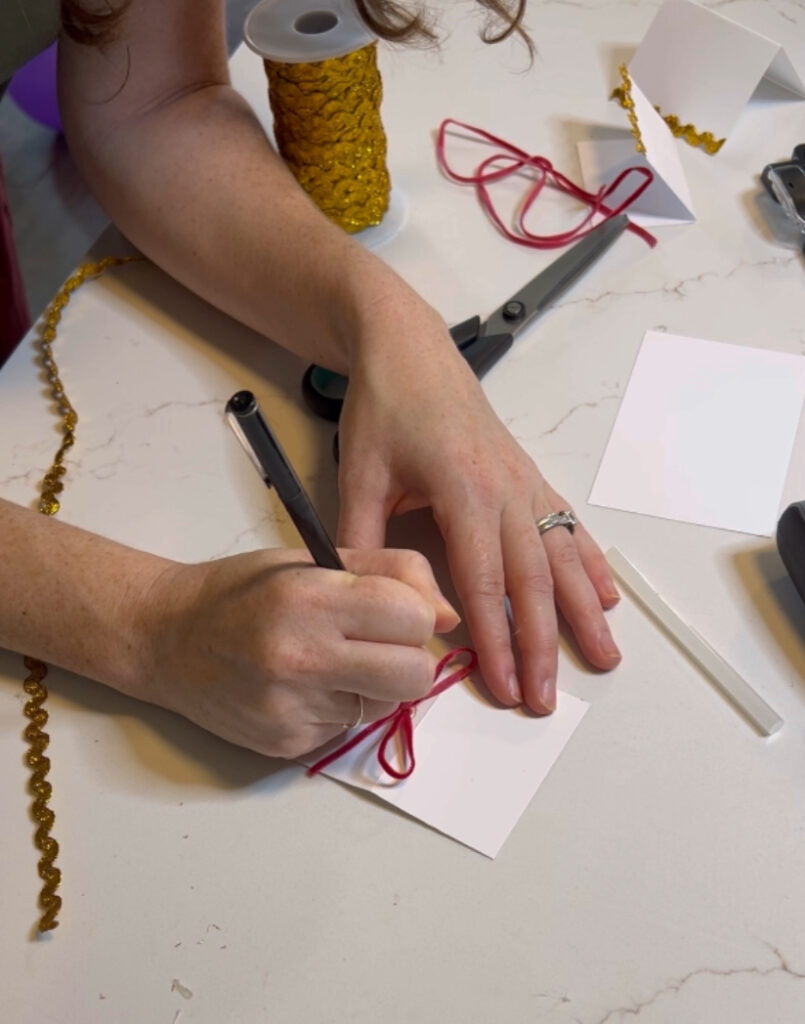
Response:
[761,144,805,252]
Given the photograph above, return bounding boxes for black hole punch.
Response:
[294,11,339,34]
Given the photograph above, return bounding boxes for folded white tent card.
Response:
[628,0,805,149]
[578,77,695,228]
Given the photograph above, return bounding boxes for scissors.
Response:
[302,213,631,452]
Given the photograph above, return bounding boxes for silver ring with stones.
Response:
[536,510,578,537]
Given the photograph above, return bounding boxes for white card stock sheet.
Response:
[628,0,805,143]
[578,78,695,229]
[305,675,589,859]
[589,331,805,536]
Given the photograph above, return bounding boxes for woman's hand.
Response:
[139,548,459,758]
[336,303,621,714]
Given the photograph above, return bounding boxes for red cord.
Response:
[435,118,657,249]
[307,647,478,781]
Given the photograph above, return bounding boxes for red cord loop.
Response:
[307,647,478,780]
[435,118,657,249]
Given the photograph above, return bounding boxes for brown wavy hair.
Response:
[61,0,531,51]
[60,0,127,45]
[354,0,531,51]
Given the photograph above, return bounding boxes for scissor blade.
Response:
[482,214,630,340]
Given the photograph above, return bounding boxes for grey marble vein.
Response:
[589,945,805,1024]
[539,393,622,437]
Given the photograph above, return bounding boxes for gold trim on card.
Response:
[612,64,726,156]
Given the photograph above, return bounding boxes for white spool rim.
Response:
[354,188,408,249]
[244,0,375,63]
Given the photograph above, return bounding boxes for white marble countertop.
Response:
[4,2,805,1020]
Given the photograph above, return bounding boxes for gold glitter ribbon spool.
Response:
[264,44,390,233]
[612,64,726,156]
[245,0,391,234]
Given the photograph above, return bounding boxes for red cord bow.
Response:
[435,118,657,249]
[307,647,478,781]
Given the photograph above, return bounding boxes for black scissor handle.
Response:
[450,315,482,350]
[301,364,347,422]
[462,333,514,379]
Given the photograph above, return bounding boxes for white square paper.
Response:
[305,676,589,859]
[589,332,805,536]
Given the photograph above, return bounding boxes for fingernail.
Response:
[539,676,557,712]
[439,596,461,622]
[430,583,459,618]
[507,673,523,704]
[599,627,621,661]
[604,585,621,604]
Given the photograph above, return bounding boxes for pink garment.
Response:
[0,152,30,366]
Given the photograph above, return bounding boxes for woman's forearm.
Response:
[58,6,439,375]
[0,497,167,695]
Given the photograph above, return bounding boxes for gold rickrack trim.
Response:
[23,655,60,931]
[24,254,141,933]
[661,112,725,156]
[612,64,726,156]
[611,64,645,154]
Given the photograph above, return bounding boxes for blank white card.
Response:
[305,674,589,859]
[589,331,805,536]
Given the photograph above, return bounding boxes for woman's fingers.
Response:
[535,511,622,672]
[437,505,523,707]
[321,691,399,728]
[339,548,461,632]
[318,639,438,704]
[572,522,621,610]
[500,506,559,713]
[540,483,621,611]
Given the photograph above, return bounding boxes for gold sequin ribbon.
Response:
[612,64,726,156]
[23,254,140,932]
[264,42,390,233]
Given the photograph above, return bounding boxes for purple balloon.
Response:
[8,42,62,133]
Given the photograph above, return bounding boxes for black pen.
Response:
[225,390,345,570]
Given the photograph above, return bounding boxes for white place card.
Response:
[628,0,805,147]
[589,331,805,536]
[305,668,589,859]
[578,77,695,229]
